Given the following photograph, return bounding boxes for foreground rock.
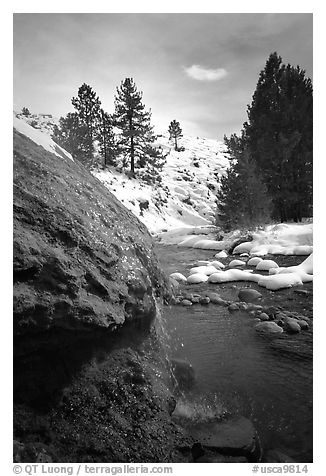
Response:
[13,130,186,463]
[14,131,170,335]
[188,416,261,462]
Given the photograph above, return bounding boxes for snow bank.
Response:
[160,222,312,257]
[208,269,259,283]
[257,273,303,290]
[189,265,219,276]
[268,253,313,283]
[172,253,312,291]
[232,223,313,256]
[13,115,74,162]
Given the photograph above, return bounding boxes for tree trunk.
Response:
[130,136,135,174]
[174,136,178,151]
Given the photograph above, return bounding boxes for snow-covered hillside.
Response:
[13,111,313,261]
[94,134,229,234]
[13,110,229,234]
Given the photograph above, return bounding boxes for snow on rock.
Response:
[187,274,209,284]
[232,242,254,254]
[170,222,313,256]
[13,114,74,162]
[248,223,313,256]
[174,252,312,290]
[257,273,303,290]
[229,259,246,268]
[256,260,279,271]
[169,272,187,283]
[210,260,225,269]
[208,269,259,283]
[215,250,228,258]
[189,265,219,276]
[247,257,263,266]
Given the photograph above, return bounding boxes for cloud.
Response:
[184,64,228,81]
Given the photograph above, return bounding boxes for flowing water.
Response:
[155,243,313,462]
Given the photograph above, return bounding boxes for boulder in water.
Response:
[259,313,269,321]
[171,359,195,390]
[205,292,227,306]
[228,303,240,311]
[189,416,261,461]
[255,322,283,334]
[284,319,301,334]
[297,319,309,330]
[238,288,262,303]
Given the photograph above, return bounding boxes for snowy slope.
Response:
[13,114,73,162]
[13,111,313,259]
[14,112,229,234]
[93,134,229,234]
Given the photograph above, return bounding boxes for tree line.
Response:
[217,52,312,230]
[51,79,183,184]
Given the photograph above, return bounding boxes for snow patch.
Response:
[13,115,74,162]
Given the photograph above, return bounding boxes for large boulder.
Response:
[14,130,169,336]
[13,130,185,463]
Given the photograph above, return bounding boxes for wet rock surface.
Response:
[14,131,171,336]
[13,131,186,463]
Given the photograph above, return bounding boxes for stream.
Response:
[155,243,313,462]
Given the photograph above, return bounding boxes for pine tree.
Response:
[52,112,87,162]
[138,144,167,184]
[168,120,183,151]
[245,52,313,221]
[114,78,156,174]
[97,109,117,167]
[217,135,271,231]
[72,83,101,165]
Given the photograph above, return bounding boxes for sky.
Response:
[13,13,313,140]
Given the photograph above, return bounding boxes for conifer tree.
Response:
[217,134,271,231]
[72,83,101,164]
[114,78,156,174]
[168,120,183,151]
[52,112,87,162]
[244,52,312,221]
[97,109,117,167]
